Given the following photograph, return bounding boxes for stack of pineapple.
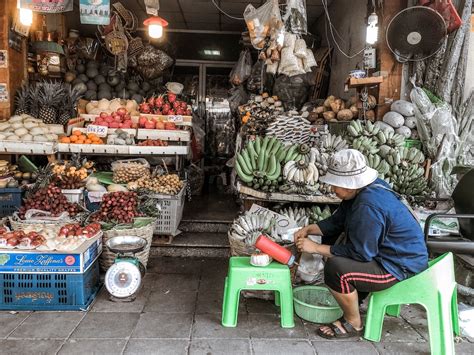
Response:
[14,81,83,125]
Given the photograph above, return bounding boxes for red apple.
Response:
[155,121,165,130]
[117,107,127,116]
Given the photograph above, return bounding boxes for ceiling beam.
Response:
[177,0,188,29]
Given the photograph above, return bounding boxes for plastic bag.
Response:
[303,48,317,72]
[459,303,474,338]
[297,235,324,284]
[273,74,310,110]
[283,0,308,35]
[230,50,253,86]
[294,38,308,59]
[266,60,279,75]
[244,0,281,50]
[278,47,298,73]
[283,32,297,50]
[112,158,150,183]
[128,44,173,80]
[246,60,265,93]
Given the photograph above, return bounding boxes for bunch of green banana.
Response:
[279,181,320,195]
[347,120,380,139]
[366,154,391,177]
[278,206,309,227]
[281,143,309,164]
[375,130,405,148]
[235,136,286,186]
[307,205,332,224]
[387,168,429,196]
[283,160,319,186]
[319,133,348,154]
[386,146,425,166]
[352,136,379,155]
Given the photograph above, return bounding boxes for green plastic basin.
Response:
[293,285,343,324]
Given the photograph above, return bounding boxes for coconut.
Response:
[98,83,111,92]
[127,81,140,92]
[86,80,97,91]
[94,75,106,85]
[97,91,112,100]
[73,82,87,95]
[76,64,85,74]
[142,82,151,92]
[86,60,99,69]
[107,74,120,87]
[132,94,143,104]
[86,68,99,79]
[77,73,88,83]
[84,90,97,100]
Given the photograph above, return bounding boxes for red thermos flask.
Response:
[255,235,295,266]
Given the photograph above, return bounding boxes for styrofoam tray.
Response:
[57,143,130,155]
[0,141,56,155]
[128,145,189,155]
[136,129,191,141]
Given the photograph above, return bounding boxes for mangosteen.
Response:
[86,60,99,69]
[139,90,145,96]
[127,81,140,92]
[86,67,99,79]
[142,82,151,92]
[97,90,112,100]
[99,66,109,76]
[98,83,111,92]
[128,90,137,97]
[76,64,86,74]
[84,90,97,100]
[77,73,88,83]
[132,94,143,103]
[94,75,106,85]
[115,81,126,92]
[86,80,97,91]
[107,74,120,87]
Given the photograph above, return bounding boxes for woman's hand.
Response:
[296,236,319,254]
[294,227,308,243]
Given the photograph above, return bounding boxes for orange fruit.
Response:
[74,130,82,136]
[60,137,70,143]
[85,139,92,144]
[70,135,78,143]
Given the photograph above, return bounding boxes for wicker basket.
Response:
[99,219,156,272]
[9,212,74,235]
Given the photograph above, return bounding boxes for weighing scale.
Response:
[104,236,147,302]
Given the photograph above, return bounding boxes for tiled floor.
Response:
[0,257,472,355]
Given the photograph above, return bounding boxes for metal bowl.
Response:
[106,236,147,254]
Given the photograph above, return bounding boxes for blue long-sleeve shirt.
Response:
[318,178,428,280]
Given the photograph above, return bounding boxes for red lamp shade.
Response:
[143,16,169,28]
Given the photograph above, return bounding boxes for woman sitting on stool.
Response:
[295,149,428,339]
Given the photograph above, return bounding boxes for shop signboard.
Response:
[19,0,73,13]
[80,0,110,25]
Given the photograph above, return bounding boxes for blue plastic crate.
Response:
[0,260,100,311]
[0,188,22,217]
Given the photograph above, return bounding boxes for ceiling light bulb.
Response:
[148,24,163,39]
[366,12,378,44]
[19,7,33,26]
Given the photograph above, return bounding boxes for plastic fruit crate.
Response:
[0,260,100,311]
[61,188,84,204]
[0,188,22,217]
[153,184,186,236]
[293,285,343,324]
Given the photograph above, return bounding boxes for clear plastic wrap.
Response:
[296,235,324,284]
[128,44,173,80]
[244,0,281,50]
[283,0,308,35]
[303,48,317,72]
[229,50,253,86]
[294,38,308,59]
[206,107,236,158]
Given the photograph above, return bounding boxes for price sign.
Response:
[86,125,108,137]
[167,115,183,123]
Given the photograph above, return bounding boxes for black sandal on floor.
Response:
[316,317,364,340]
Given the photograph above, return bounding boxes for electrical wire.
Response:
[321,0,366,59]
[211,0,244,21]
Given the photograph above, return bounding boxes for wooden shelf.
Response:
[237,183,341,204]
[347,76,384,88]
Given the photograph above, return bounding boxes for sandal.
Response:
[316,317,364,340]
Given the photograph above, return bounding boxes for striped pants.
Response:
[324,256,398,294]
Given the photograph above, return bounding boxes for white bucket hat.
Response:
[319,149,378,189]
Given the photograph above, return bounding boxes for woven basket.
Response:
[99,220,156,272]
[9,212,74,235]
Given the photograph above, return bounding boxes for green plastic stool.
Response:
[221,256,295,328]
[364,253,459,355]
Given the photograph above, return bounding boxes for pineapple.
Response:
[58,86,83,125]
[38,81,65,124]
[28,85,40,118]
[14,85,30,115]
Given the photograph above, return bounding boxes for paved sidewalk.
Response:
[0,257,472,355]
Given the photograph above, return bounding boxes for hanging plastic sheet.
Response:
[244,0,282,50]
[283,0,308,35]
[80,0,110,25]
[229,50,253,86]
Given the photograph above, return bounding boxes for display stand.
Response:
[237,183,341,211]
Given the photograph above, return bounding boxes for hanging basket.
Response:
[105,31,128,56]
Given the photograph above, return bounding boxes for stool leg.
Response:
[278,285,295,328]
[275,291,280,307]
[386,304,401,317]
[451,287,460,336]
[364,295,387,342]
[426,295,455,355]
[222,283,241,328]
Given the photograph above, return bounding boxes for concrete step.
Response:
[150,232,230,258]
[178,219,231,233]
